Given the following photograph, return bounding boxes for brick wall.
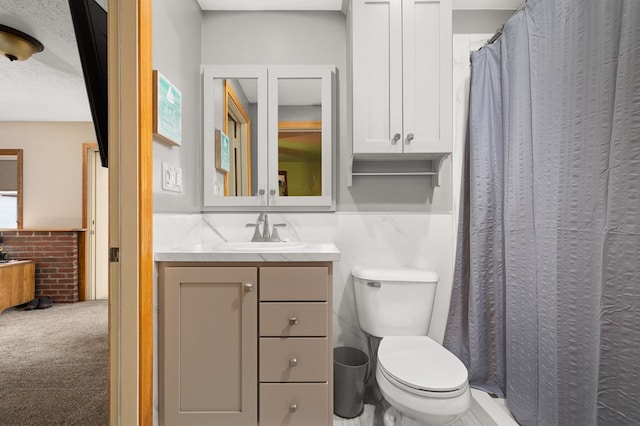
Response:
[0,231,79,303]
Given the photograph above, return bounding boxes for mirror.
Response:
[203,65,333,210]
[0,149,23,229]
[277,78,322,197]
[213,77,259,197]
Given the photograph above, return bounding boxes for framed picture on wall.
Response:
[215,129,230,173]
[153,70,182,146]
[278,171,288,196]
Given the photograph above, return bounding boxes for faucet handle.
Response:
[246,223,262,242]
[270,223,287,242]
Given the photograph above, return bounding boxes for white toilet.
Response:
[352,266,471,426]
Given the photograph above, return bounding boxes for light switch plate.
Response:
[162,162,183,193]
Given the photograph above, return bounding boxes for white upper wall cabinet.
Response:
[350,0,452,155]
[202,65,335,211]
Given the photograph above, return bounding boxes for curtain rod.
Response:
[487,0,528,45]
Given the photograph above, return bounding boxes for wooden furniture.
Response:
[0,260,35,314]
[158,262,333,426]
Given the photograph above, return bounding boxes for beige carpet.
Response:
[0,300,108,426]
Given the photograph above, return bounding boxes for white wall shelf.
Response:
[349,153,449,188]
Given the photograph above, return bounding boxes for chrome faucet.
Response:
[247,213,264,242]
[261,213,270,241]
[247,212,287,242]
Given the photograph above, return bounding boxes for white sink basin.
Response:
[217,241,307,252]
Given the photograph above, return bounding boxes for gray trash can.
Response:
[333,346,370,419]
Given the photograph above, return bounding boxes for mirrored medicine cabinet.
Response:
[202,65,335,211]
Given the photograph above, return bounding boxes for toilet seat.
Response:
[378,336,468,397]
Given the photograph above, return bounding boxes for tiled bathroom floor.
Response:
[333,405,376,426]
[333,404,483,426]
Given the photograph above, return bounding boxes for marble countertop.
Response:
[155,241,341,262]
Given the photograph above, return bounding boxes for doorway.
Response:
[83,144,109,300]
[224,80,252,196]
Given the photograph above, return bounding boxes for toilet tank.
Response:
[352,266,438,338]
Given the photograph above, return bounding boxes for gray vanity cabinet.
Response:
[158,263,333,426]
[159,266,258,426]
[259,266,332,426]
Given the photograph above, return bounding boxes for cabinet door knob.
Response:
[406,133,414,143]
[244,283,254,292]
[289,358,298,367]
[289,403,298,412]
[258,189,265,196]
[392,133,401,144]
[270,189,276,196]
[289,316,298,325]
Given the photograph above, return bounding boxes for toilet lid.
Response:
[378,336,468,392]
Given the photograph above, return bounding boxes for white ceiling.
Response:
[0,0,107,121]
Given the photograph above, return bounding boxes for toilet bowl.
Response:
[376,336,470,425]
[351,267,471,425]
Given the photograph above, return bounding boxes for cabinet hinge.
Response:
[109,247,120,263]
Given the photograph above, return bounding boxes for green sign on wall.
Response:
[153,71,182,146]
[215,130,230,173]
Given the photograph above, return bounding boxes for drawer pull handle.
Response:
[244,283,254,292]
[289,403,298,412]
[289,358,298,367]
[289,316,298,325]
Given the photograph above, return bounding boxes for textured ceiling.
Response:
[0,0,107,121]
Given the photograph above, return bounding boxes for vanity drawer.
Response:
[260,337,328,382]
[260,302,328,337]
[260,267,328,301]
[260,383,328,426]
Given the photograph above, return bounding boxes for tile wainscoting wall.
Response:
[153,212,455,350]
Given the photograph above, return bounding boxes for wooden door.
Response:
[161,266,258,426]
[88,148,109,300]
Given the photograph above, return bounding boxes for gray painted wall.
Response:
[201,11,452,212]
[151,8,513,214]
[153,0,202,213]
[453,10,513,34]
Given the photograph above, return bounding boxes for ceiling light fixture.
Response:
[0,24,44,62]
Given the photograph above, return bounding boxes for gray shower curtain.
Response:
[444,1,640,425]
